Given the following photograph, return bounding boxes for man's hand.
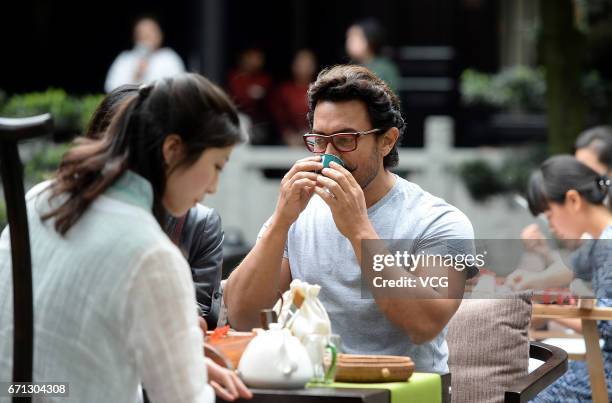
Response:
[205,357,252,401]
[274,156,322,227]
[314,162,373,240]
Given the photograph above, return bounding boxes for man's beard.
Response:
[354,147,381,190]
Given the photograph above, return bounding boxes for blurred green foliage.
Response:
[0,90,6,111]
[0,87,104,229]
[0,199,5,231]
[457,160,505,202]
[24,143,72,185]
[457,146,548,202]
[460,66,609,114]
[461,66,546,113]
[0,142,72,229]
[79,94,106,133]
[0,88,104,134]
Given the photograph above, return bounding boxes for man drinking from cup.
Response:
[225,65,476,373]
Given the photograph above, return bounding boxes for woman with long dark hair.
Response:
[527,155,612,402]
[87,84,226,333]
[0,73,247,402]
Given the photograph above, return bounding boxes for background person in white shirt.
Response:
[0,73,250,402]
[105,16,185,93]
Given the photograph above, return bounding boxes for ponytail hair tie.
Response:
[597,175,612,188]
[138,83,153,99]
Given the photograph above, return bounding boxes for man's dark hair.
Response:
[307,64,405,169]
[574,125,612,170]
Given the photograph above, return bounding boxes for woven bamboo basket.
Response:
[334,354,415,383]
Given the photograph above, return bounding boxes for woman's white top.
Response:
[105,47,185,93]
[0,171,213,403]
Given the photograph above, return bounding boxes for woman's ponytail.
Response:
[42,94,140,234]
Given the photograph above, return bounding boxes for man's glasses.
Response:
[303,128,382,153]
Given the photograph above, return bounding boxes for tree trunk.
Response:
[540,0,587,154]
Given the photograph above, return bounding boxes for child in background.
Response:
[526,155,612,402]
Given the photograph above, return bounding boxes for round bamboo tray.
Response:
[335,354,415,383]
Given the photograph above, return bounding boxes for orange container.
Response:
[205,330,256,370]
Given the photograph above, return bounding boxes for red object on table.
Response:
[209,325,230,342]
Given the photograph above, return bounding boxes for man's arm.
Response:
[224,156,322,330]
[350,227,465,345]
[315,163,466,344]
[225,216,292,330]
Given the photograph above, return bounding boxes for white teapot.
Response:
[238,323,313,389]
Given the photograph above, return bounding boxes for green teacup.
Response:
[321,154,345,169]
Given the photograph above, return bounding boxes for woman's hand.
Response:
[505,268,544,290]
[206,357,252,401]
[521,224,551,257]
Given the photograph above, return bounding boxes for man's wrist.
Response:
[348,222,379,245]
[270,213,293,232]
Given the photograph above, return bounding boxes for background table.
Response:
[532,300,612,403]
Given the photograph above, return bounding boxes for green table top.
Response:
[308,372,442,403]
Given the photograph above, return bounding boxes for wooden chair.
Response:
[0,114,53,403]
[532,300,612,403]
[503,341,568,402]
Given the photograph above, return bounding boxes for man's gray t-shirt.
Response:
[263,175,475,373]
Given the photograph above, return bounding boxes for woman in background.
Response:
[270,49,317,147]
[345,18,400,94]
